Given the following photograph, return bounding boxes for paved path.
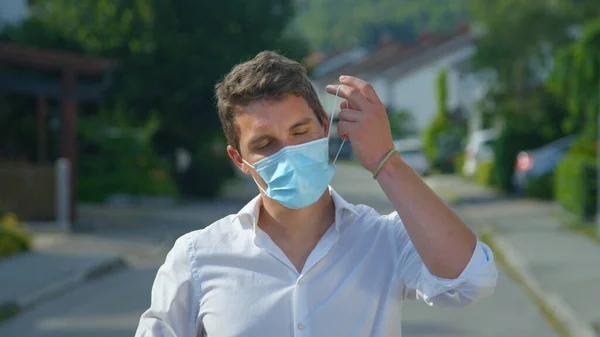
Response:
[426,175,600,336]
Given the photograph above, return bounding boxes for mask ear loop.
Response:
[329,85,348,166]
[241,157,268,194]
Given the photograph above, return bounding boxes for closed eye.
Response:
[256,141,272,149]
[293,131,308,136]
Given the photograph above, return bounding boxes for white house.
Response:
[310,27,490,140]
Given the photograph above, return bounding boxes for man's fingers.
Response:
[337,120,358,139]
[339,75,383,105]
[338,109,362,122]
[339,100,355,110]
[325,84,371,110]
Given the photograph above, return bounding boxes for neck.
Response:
[258,190,336,242]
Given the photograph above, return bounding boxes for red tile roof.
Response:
[312,28,475,84]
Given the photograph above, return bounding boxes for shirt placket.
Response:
[293,272,309,336]
[293,225,340,337]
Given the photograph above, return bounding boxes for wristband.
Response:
[372,148,400,179]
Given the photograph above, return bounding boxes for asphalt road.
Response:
[0,162,558,337]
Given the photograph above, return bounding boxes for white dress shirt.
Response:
[135,187,497,337]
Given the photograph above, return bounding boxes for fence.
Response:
[0,162,56,221]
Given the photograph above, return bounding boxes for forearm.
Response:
[376,153,477,279]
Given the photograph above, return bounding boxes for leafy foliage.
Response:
[475,159,496,187]
[555,149,597,219]
[1,0,308,198]
[467,0,598,142]
[547,19,600,139]
[295,0,469,51]
[466,0,600,195]
[77,105,179,202]
[524,173,554,200]
[423,70,465,172]
[423,70,449,162]
[0,212,32,259]
[469,0,573,94]
[387,107,415,139]
[492,114,551,192]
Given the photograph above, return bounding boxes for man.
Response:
[135,51,497,337]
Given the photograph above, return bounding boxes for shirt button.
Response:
[297,278,302,285]
[298,323,305,330]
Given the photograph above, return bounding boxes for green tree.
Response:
[1,0,309,197]
[295,0,469,51]
[423,70,464,172]
[469,0,599,106]
[387,107,415,139]
[466,0,598,193]
[423,70,448,163]
[77,105,179,202]
[547,19,600,140]
[469,0,571,100]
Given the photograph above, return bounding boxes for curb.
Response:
[0,256,127,323]
[481,225,597,337]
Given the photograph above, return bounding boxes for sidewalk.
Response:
[427,175,600,337]
[0,172,261,323]
[0,234,126,321]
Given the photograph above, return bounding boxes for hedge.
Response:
[493,123,549,192]
[524,173,554,200]
[555,153,597,219]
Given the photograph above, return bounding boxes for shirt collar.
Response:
[231,186,358,231]
[329,186,359,217]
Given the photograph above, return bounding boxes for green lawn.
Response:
[564,221,600,244]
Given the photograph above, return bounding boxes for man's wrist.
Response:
[374,151,407,181]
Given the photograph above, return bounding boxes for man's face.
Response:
[227,95,329,175]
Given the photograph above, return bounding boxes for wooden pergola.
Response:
[0,42,119,224]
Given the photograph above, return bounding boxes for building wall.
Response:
[387,45,477,133]
[310,43,490,140]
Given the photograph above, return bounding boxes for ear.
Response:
[227,145,251,175]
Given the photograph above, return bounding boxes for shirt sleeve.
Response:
[135,234,201,337]
[388,212,498,308]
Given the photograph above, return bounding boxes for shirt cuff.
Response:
[418,240,494,299]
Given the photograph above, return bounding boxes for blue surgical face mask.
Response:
[242,87,347,209]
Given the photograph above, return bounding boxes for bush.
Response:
[77,110,180,202]
[454,151,465,177]
[475,160,497,187]
[524,173,554,200]
[387,108,416,139]
[0,212,32,259]
[423,69,466,173]
[555,152,597,220]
